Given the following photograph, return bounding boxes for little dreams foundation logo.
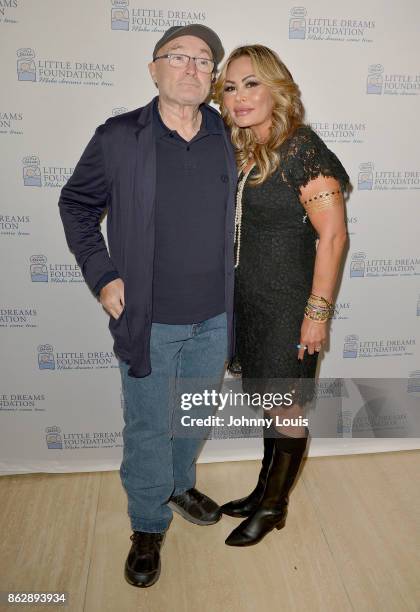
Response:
[288,7,375,43]
[22,155,74,188]
[0,214,31,236]
[0,307,37,328]
[366,65,420,96]
[311,121,366,145]
[0,0,19,25]
[349,252,420,278]
[110,1,206,32]
[22,155,41,186]
[16,48,115,87]
[37,345,119,371]
[111,1,129,30]
[0,393,46,412]
[29,255,83,283]
[357,162,420,191]
[45,426,122,449]
[332,301,351,321]
[343,335,415,359]
[0,111,23,136]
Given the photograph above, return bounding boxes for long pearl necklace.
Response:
[234,163,255,268]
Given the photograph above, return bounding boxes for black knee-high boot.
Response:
[220,435,275,518]
[225,428,309,546]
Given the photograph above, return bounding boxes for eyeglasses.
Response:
[153,53,215,74]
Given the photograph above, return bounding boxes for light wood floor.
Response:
[0,450,419,612]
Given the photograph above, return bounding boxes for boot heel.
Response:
[275,519,286,530]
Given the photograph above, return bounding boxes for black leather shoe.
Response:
[169,488,222,525]
[225,432,308,547]
[221,436,274,518]
[124,531,165,588]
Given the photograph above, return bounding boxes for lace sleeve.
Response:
[281,126,350,198]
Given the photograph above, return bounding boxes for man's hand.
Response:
[99,278,125,320]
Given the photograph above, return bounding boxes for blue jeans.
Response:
[119,312,227,533]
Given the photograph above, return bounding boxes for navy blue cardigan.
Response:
[59,97,237,377]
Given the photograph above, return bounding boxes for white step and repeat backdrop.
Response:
[1,1,419,473]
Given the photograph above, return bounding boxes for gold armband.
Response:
[302,189,343,213]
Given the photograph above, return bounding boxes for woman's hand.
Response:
[298,317,328,360]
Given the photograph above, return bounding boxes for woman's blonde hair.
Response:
[214,45,304,185]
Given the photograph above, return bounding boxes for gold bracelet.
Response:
[308,295,334,315]
[305,293,334,322]
[304,307,330,322]
[304,315,328,323]
[308,293,334,309]
[304,311,329,323]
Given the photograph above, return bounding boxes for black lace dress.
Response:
[232,126,349,403]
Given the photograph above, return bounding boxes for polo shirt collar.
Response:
[153,97,222,138]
